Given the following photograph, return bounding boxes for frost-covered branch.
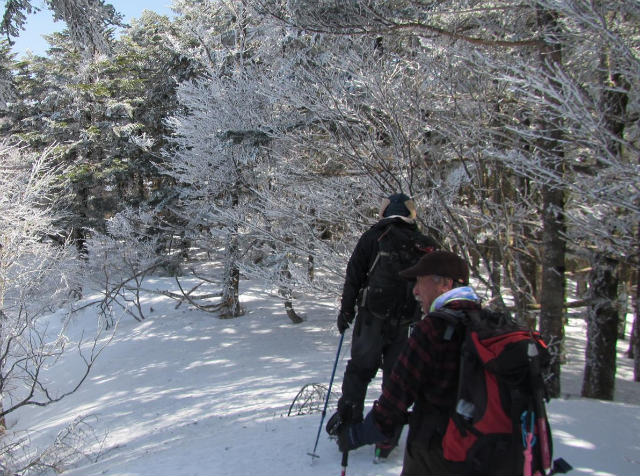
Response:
[1,414,106,475]
[0,142,112,470]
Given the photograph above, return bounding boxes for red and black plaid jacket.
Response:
[372,300,481,441]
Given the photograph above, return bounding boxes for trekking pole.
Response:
[521,410,536,476]
[340,450,349,476]
[308,332,345,460]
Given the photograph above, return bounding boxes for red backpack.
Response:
[430,308,571,476]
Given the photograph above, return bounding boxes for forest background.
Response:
[0,0,639,473]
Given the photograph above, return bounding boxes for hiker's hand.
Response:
[337,410,385,452]
[337,311,354,334]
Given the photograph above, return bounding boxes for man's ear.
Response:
[444,277,455,290]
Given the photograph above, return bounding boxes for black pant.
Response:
[339,309,409,423]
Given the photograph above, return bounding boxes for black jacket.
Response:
[339,217,432,317]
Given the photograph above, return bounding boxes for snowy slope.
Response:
[7,276,640,476]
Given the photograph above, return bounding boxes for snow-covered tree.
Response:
[2,12,190,250]
[164,0,277,318]
[0,143,109,472]
[0,40,16,109]
[251,0,546,306]
[1,0,123,56]
[164,2,380,320]
[0,0,124,108]
[482,0,640,394]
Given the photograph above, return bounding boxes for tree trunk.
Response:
[509,136,538,329]
[617,265,630,339]
[628,309,638,358]
[0,252,5,432]
[279,262,303,324]
[538,185,567,397]
[512,246,538,329]
[576,272,588,299]
[632,318,640,382]
[488,238,502,302]
[594,33,632,376]
[308,254,314,282]
[629,261,640,381]
[581,254,619,400]
[283,297,303,324]
[0,311,5,433]
[536,5,567,398]
[220,230,243,318]
[635,93,640,379]
[511,176,538,328]
[220,189,243,319]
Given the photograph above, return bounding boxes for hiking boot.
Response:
[374,441,394,461]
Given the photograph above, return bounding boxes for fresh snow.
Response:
[7,276,640,476]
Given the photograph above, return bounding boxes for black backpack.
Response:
[430,308,571,476]
[360,224,436,322]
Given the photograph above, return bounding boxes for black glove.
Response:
[337,310,354,334]
[337,410,386,453]
[326,410,344,436]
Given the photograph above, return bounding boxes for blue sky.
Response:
[6,0,175,58]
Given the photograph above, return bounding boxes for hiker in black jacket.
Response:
[333,193,437,459]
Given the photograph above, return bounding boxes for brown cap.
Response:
[399,250,469,285]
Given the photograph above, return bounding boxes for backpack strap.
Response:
[448,315,481,440]
[365,224,394,277]
[359,225,394,317]
[428,308,468,341]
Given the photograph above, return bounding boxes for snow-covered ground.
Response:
[7,276,640,476]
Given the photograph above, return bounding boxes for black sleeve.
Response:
[339,228,378,315]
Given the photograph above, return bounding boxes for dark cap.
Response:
[379,193,417,219]
[399,250,469,285]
